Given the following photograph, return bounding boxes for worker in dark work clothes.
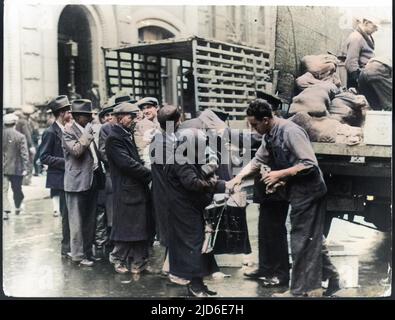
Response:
[244,92,290,287]
[227,99,340,297]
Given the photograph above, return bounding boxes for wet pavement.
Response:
[2,176,392,298]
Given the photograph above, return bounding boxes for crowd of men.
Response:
[3,92,343,298]
[6,18,391,298]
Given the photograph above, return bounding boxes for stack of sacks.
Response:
[328,89,369,127]
[288,82,338,117]
[291,112,363,145]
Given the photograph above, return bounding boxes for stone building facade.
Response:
[4,3,390,112]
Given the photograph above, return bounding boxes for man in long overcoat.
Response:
[105,102,152,274]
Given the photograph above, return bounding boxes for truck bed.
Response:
[312,142,391,158]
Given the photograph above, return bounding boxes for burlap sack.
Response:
[288,82,338,117]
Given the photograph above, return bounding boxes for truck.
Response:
[102,36,392,234]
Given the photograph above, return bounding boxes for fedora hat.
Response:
[71,99,94,114]
[112,102,140,115]
[48,95,71,113]
[114,95,137,104]
[137,97,159,110]
[99,105,115,118]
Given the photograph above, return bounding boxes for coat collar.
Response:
[113,123,133,138]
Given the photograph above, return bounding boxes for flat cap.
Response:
[137,97,159,109]
[3,113,19,125]
[112,102,140,115]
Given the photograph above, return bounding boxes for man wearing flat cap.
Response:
[62,99,105,267]
[105,102,152,274]
[343,17,379,89]
[134,97,161,168]
[39,95,73,256]
[3,113,29,220]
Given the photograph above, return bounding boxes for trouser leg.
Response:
[3,175,11,212]
[111,241,131,265]
[289,196,329,295]
[52,195,60,213]
[258,201,290,280]
[95,189,108,249]
[129,240,149,271]
[65,192,85,261]
[82,176,98,259]
[10,175,24,209]
[59,190,70,254]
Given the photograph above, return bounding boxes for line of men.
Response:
[38,94,160,268]
[35,92,342,298]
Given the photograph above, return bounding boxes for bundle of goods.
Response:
[328,89,369,127]
[287,54,372,145]
[296,71,341,91]
[288,82,339,117]
[290,111,363,145]
[301,54,339,79]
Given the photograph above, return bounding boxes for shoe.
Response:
[115,263,129,274]
[187,285,209,297]
[53,211,59,217]
[243,269,264,279]
[169,274,190,286]
[260,276,289,287]
[212,271,231,279]
[324,276,341,297]
[61,252,72,259]
[15,208,21,215]
[89,255,103,262]
[79,259,94,267]
[203,285,217,296]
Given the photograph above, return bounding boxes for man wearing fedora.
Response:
[3,113,29,220]
[62,99,105,266]
[39,95,73,256]
[105,102,152,274]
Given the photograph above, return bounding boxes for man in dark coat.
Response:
[39,95,72,256]
[3,113,29,220]
[105,102,152,274]
[62,99,105,267]
[227,99,340,297]
[149,105,182,278]
[164,128,226,297]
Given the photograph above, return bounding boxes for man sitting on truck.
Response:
[343,17,392,110]
[227,99,340,297]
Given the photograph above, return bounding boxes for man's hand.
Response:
[22,170,28,176]
[226,176,243,193]
[262,170,283,187]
